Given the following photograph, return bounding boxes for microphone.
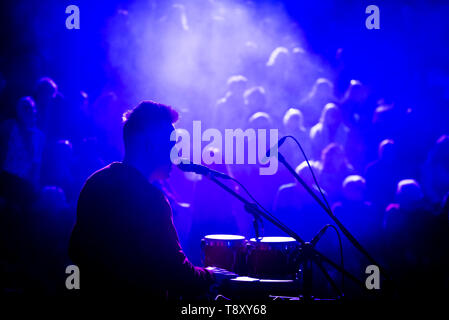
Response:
[177,160,231,180]
[262,136,288,163]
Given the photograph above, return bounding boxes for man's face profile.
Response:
[148,123,176,180]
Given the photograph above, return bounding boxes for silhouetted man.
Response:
[69,101,214,299]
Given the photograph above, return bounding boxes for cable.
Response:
[283,135,333,213]
[283,135,344,292]
[321,224,344,293]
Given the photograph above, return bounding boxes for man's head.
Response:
[320,102,341,127]
[283,108,305,132]
[123,101,178,180]
[396,179,423,211]
[295,160,320,187]
[342,175,366,202]
[226,75,248,96]
[16,96,37,128]
[35,77,57,106]
[244,86,266,113]
[378,139,395,162]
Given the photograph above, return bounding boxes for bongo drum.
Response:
[201,234,247,273]
[247,236,300,279]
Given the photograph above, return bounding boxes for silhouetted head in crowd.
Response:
[320,102,342,128]
[342,175,366,202]
[396,179,424,212]
[378,139,396,162]
[432,135,449,164]
[216,75,248,127]
[248,111,272,130]
[53,91,66,108]
[16,96,37,129]
[308,78,334,101]
[300,78,336,127]
[122,101,178,181]
[266,46,289,70]
[74,90,89,113]
[283,108,305,132]
[372,103,395,124]
[35,77,57,107]
[343,79,368,103]
[244,86,266,113]
[226,75,248,97]
[321,143,348,173]
[295,160,320,187]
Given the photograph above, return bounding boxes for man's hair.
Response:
[122,101,178,154]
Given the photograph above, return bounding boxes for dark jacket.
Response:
[69,162,213,299]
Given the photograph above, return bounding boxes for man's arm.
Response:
[146,191,214,295]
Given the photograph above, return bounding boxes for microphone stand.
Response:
[208,175,364,300]
[277,152,389,281]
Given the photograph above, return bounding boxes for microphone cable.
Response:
[313,224,344,293]
[283,135,344,292]
[283,135,332,213]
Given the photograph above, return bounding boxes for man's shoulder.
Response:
[82,162,164,199]
[82,162,123,187]
[77,163,170,220]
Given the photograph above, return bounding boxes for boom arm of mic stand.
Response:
[207,175,364,288]
[277,152,389,281]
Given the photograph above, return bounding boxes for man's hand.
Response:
[206,266,238,299]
